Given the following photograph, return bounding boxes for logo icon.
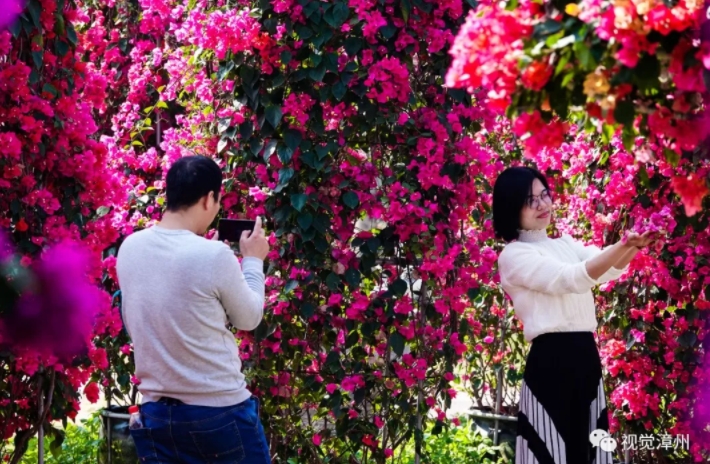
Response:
[590,429,618,452]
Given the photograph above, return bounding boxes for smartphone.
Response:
[218,218,257,243]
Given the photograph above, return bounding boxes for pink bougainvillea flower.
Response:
[671,174,709,217]
[84,382,100,404]
[0,0,24,30]
[520,60,553,91]
[5,241,101,359]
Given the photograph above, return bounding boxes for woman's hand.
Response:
[622,231,655,249]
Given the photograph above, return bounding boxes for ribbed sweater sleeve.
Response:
[212,247,265,331]
[498,242,597,295]
[558,235,628,283]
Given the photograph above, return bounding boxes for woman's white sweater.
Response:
[497,229,628,342]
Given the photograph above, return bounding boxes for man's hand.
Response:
[240,216,269,260]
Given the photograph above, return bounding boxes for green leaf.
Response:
[325,351,341,374]
[467,287,480,301]
[342,191,359,209]
[549,32,573,49]
[263,140,277,161]
[285,280,299,293]
[574,41,595,71]
[600,123,615,145]
[217,118,231,134]
[389,332,406,357]
[250,138,264,156]
[312,29,334,49]
[324,53,339,72]
[301,151,317,168]
[326,272,341,291]
[313,214,330,234]
[301,302,315,319]
[621,127,636,152]
[295,25,314,40]
[66,24,78,45]
[291,193,308,212]
[324,2,349,28]
[626,336,636,351]
[32,51,43,69]
[390,279,408,297]
[285,129,303,151]
[533,19,563,38]
[599,150,609,166]
[401,0,411,22]
[271,72,286,88]
[315,144,330,160]
[663,148,680,167]
[366,237,380,253]
[56,40,69,57]
[96,206,111,217]
[49,431,65,459]
[638,164,650,187]
[218,62,234,81]
[554,53,570,76]
[265,106,282,127]
[634,54,660,91]
[42,83,59,97]
[239,66,257,86]
[280,50,292,64]
[345,267,361,288]
[309,63,327,82]
[217,138,228,153]
[279,167,295,185]
[254,321,269,341]
[344,38,362,56]
[380,24,397,39]
[117,373,130,387]
[297,212,314,230]
[9,18,21,38]
[28,0,41,28]
[679,331,698,349]
[277,145,294,163]
[333,81,347,101]
[224,126,237,140]
[613,101,635,126]
[301,227,316,241]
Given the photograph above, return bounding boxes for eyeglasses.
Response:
[525,189,553,209]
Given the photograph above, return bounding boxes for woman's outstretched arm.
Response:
[584,231,652,280]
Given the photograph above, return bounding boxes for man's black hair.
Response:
[165,156,222,212]
[492,166,550,242]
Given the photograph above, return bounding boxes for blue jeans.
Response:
[130,396,271,463]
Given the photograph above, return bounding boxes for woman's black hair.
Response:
[492,166,550,242]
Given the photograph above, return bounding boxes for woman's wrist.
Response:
[620,235,641,250]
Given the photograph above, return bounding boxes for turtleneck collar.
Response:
[517,229,549,243]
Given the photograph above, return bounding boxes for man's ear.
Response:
[202,193,212,210]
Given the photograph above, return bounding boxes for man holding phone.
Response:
[116,155,271,463]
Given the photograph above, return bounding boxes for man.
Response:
[116,155,271,463]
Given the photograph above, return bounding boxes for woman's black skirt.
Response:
[516,332,614,464]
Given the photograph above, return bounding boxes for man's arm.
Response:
[213,246,265,331]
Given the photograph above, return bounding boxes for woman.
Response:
[493,167,655,464]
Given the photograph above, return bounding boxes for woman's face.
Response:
[519,178,553,231]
